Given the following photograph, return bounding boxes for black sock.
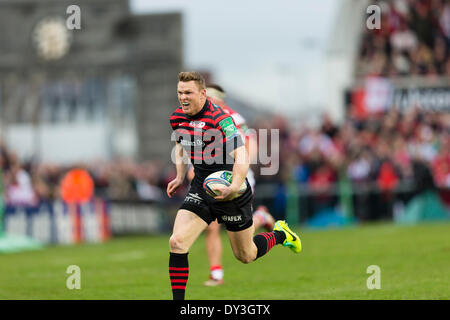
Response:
[169,252,189,300]
[253,231,286,260]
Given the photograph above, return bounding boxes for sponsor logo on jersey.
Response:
[221,215,243,222]
[180,138,205,147]
[189,121,206,129]
[185,193,204,205]
[219,117,238,139]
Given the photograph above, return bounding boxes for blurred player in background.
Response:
[186,84,276,286]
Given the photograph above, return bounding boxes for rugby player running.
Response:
[167,72,301,300]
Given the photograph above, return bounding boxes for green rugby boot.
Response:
[273,220,302,253]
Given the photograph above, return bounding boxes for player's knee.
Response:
[236,255,253,264]
[169,234,188,253]
[234,251,254,264]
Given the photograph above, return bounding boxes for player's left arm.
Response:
[213,115,249,200]
[213,144,249,201]
[230,144,249,192]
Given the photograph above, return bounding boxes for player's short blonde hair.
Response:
[206,84,226,100]
[178,71,206,90]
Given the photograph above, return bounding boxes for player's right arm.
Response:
[167,142,189,198]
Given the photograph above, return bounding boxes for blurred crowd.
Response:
[0,143,176,206]
[250,108,450,220]
[1,107,449,220]
[357,0,450,77]
[260,108,450,189]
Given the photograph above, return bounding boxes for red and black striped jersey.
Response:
[169,99,244,184]
[208,96,251,139]
[207,97,259,159]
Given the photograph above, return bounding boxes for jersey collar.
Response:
[186,99,210,119]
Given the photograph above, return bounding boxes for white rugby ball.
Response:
[203,170,247,200]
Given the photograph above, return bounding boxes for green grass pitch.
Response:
[0,222,449,300]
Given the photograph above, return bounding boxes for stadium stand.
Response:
[356,0,450,78]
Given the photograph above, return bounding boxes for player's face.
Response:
[177,81,206,116]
